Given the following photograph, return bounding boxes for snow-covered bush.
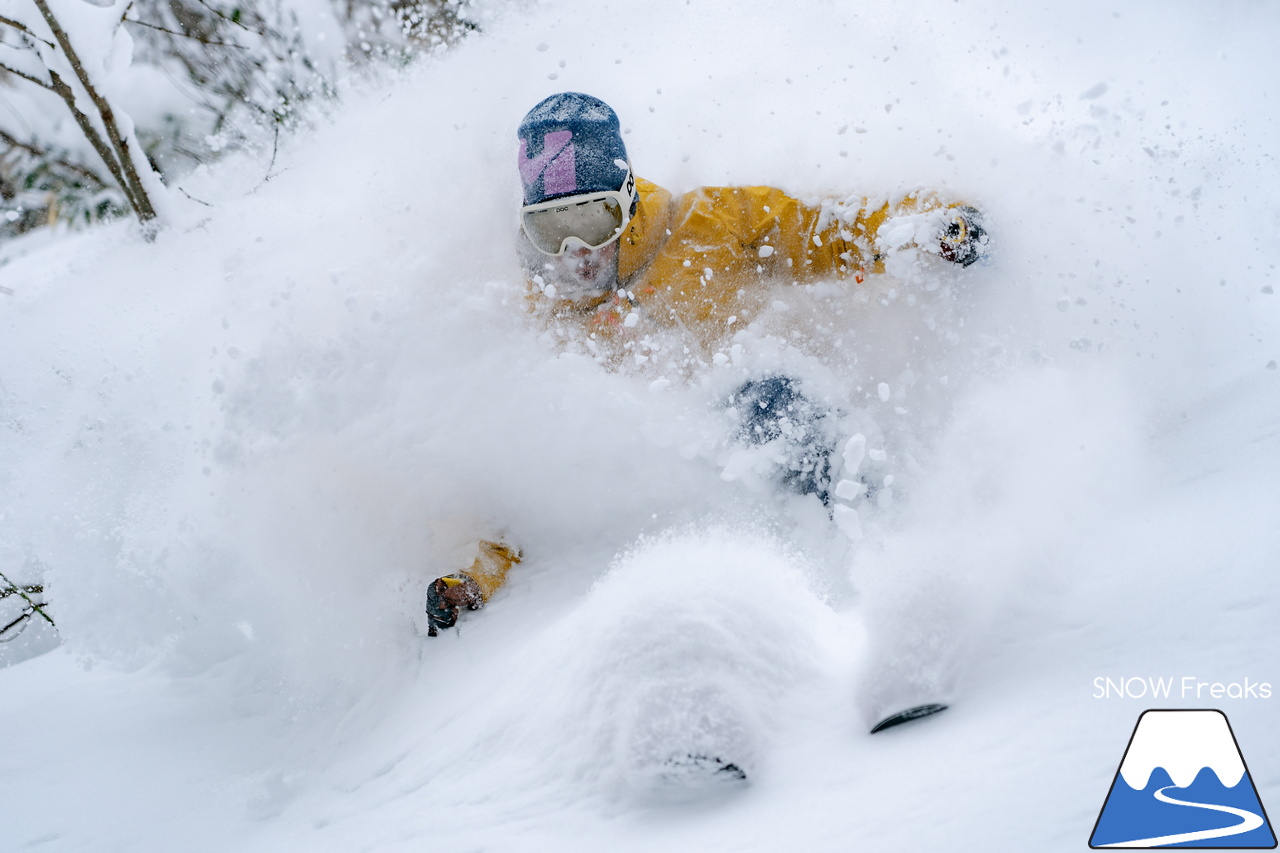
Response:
[0,0,479,239]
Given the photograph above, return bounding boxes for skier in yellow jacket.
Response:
[425,92,988,636]
[517,93,985,366]
[425,540,521,636]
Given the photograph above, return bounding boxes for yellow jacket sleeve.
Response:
[460,540,522,602]
[526,178,975,360]
[620,183,966,341]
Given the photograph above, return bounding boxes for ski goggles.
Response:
[521,171,636,256]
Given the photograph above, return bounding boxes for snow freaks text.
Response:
[1093,677,1273,701]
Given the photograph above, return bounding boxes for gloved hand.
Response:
[938,206,988,267]
[425,574,484,637]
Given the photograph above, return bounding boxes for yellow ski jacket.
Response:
[528,178,970,358]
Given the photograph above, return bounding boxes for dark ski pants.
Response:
[729,376,834,505]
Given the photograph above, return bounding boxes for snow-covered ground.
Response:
[2,0,1279,850]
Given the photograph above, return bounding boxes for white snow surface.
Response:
[2,0,1280,850]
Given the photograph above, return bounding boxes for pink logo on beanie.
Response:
[518,130,577,198]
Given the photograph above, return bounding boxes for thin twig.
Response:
[265,121,279,176]
[0,58,53,91]
[178,186,211,206]
[1,606,35,637]
[248,122,281,193]
[0,604,34,637]
[0,14,55,47]
[122,17,247,49]
[194,0,266,37]
[0,127,107,185]
[0,569,53,627]
[0,584,43,600]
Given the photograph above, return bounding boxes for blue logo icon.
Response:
[1091,709,1276,848]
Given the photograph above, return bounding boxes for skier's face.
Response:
[544,238,620,300]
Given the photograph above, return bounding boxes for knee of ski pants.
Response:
[730,376,832,446]
[728,375,835,503]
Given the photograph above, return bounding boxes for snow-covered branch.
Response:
[0,57,53,88]
[0,0,160,231]
[0,0,481,239]
[0,570,54,641]
[29,0,158,223]
[0,582,45,601]
[0,11,51,44]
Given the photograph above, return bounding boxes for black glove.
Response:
[939,206,988,267]
[425,574,483,637]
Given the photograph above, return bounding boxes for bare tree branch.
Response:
[248,121,280,193]
[177,186,211,206]
[193,0,266,37]
[31,0,157,222]
[2,607,36,637]
[44,68,139,215]
[123,16,247,49]
[0,583,44,600]
[0,14,55,47]
[0,58,53,90]
[0,569,54,627]
[0,127,108,185]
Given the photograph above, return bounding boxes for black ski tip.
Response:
[870,703,948,734]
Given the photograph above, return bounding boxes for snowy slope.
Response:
[2,0,1279,850]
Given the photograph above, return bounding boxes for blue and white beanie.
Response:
[517,93,630,206]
